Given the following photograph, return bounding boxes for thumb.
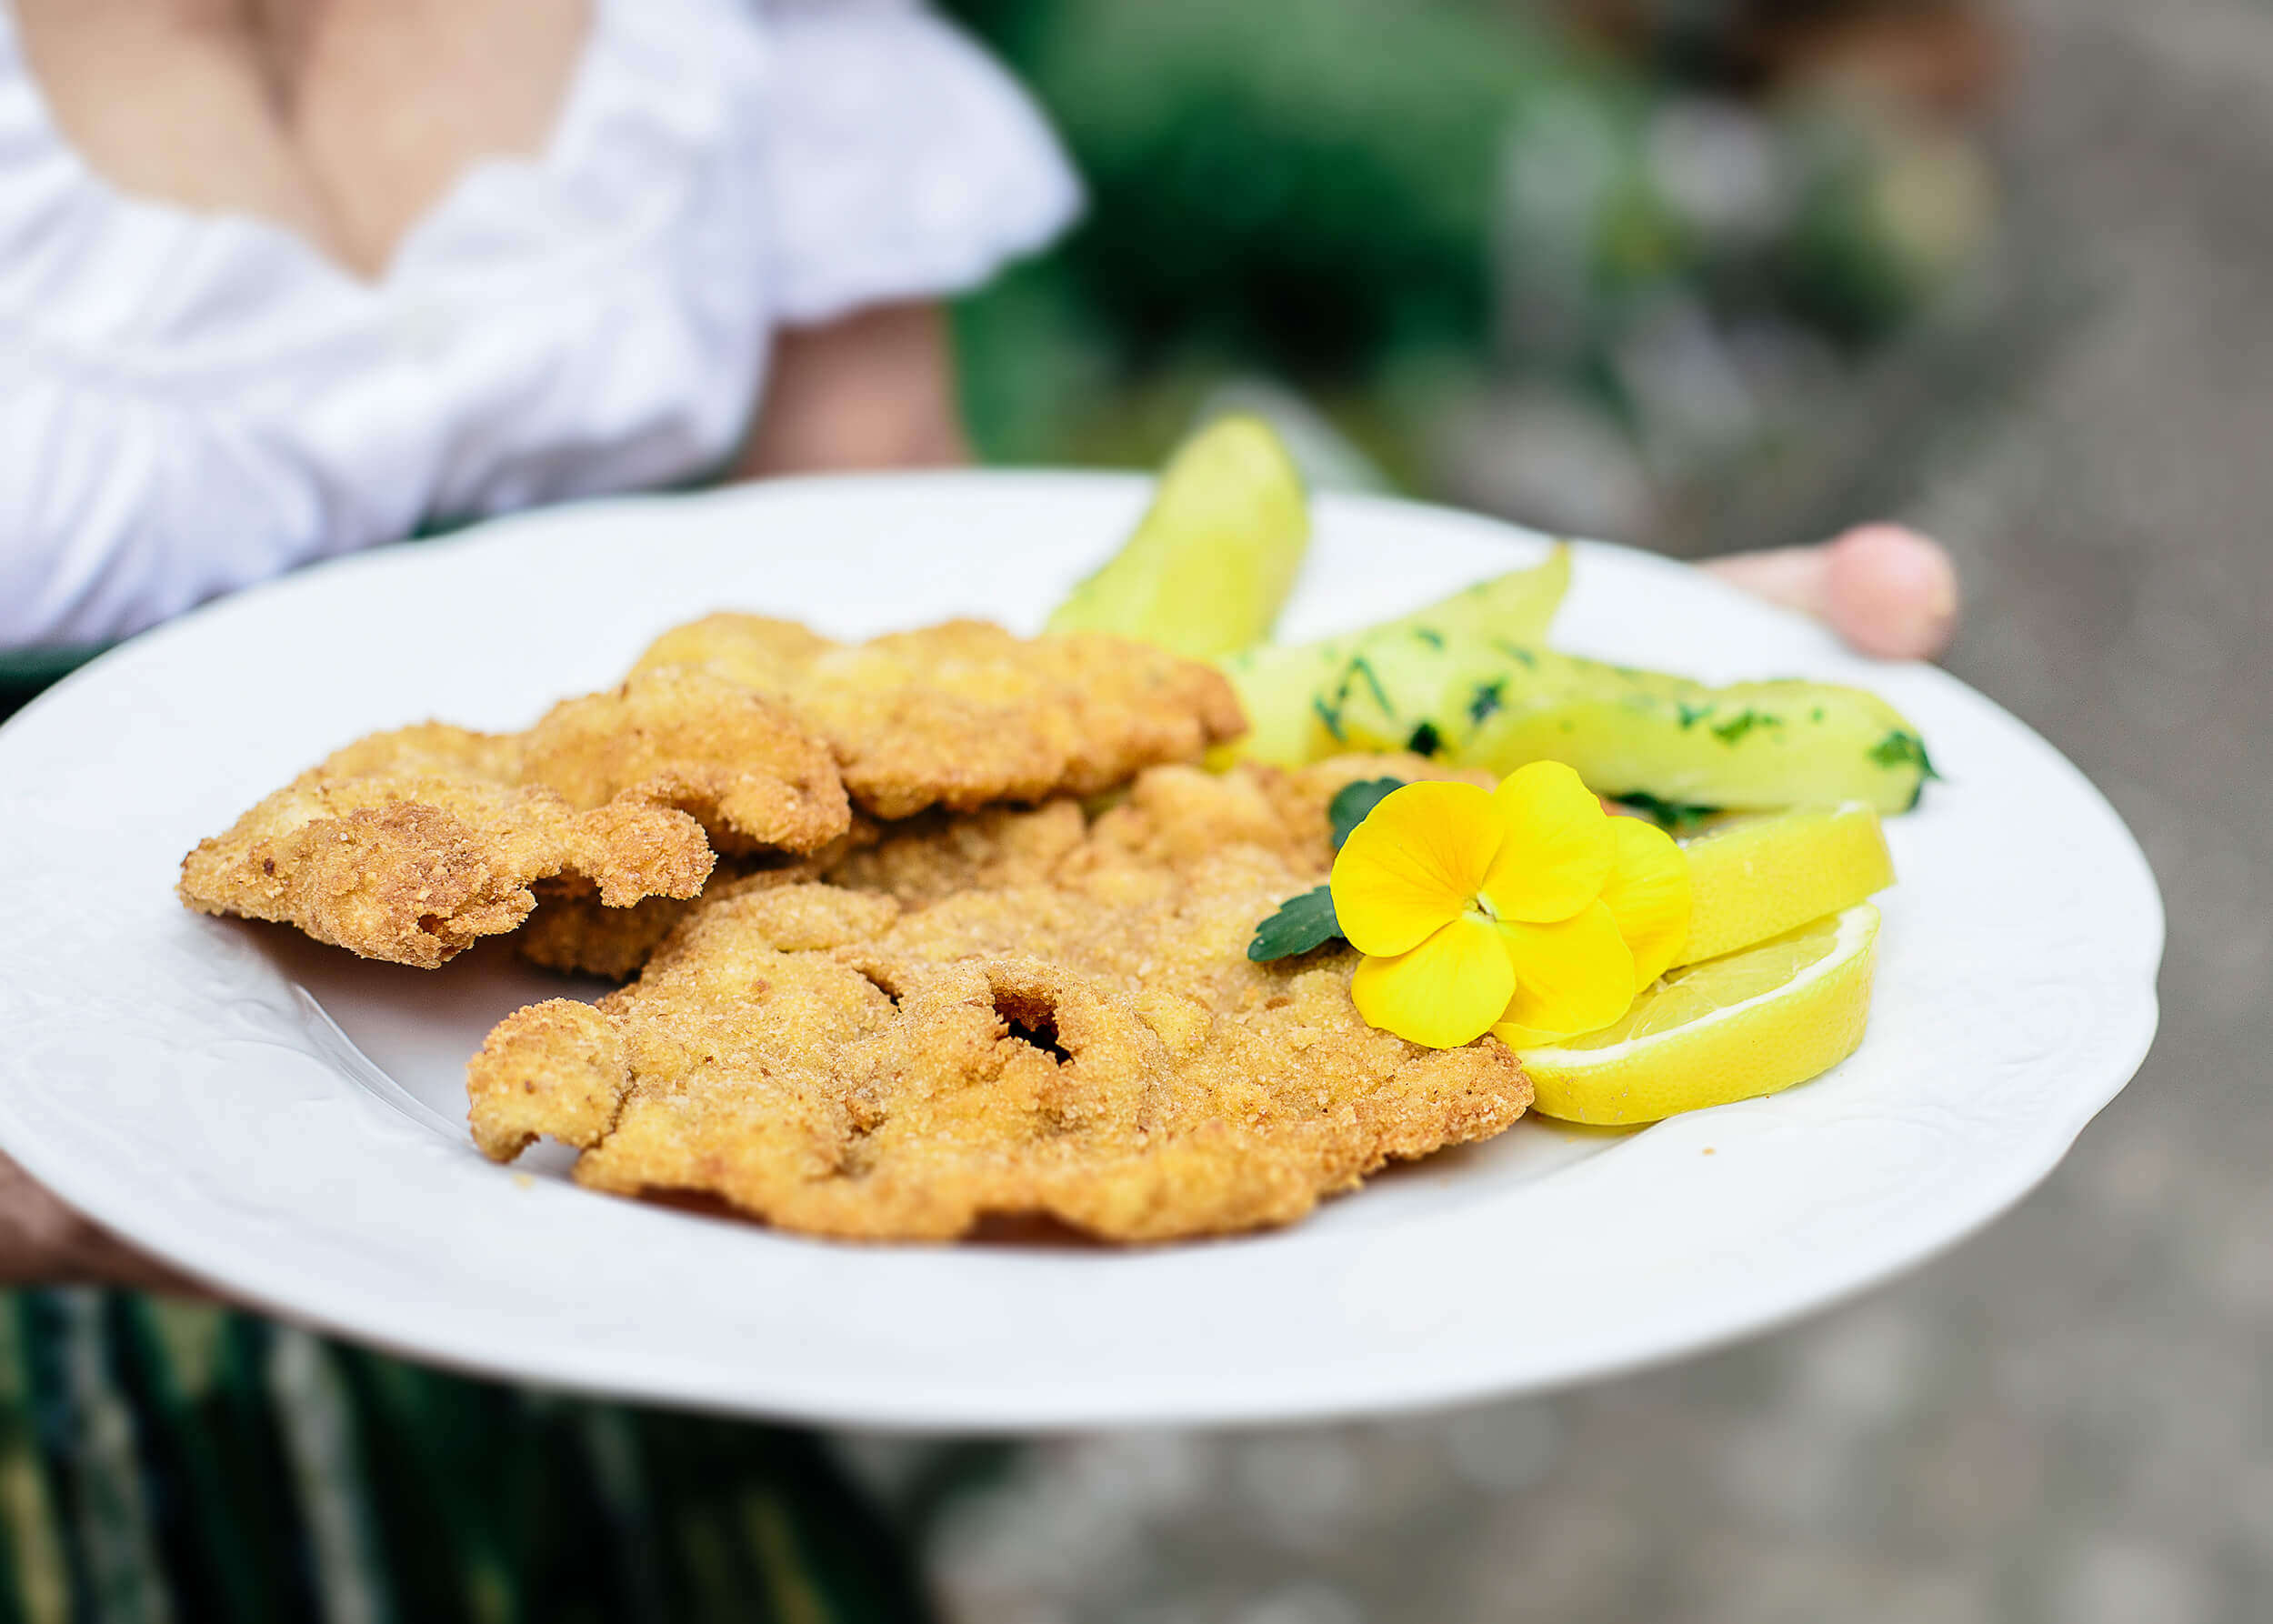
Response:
[1702,525,1959,661]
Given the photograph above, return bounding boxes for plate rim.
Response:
[0,471,2164,1431]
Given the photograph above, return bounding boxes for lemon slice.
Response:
[1518,904,1880,1125]
[1676,804,1894,967]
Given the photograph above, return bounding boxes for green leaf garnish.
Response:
[1610,790,1721,835]
[1251,778,1413,959]
[1248,885,1343,961]
[1327,777,1407,848]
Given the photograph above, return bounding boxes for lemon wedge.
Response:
[1518,904,1880,1125]
[1676,804,1894,967]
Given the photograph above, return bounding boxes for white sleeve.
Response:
[755,0,1083,326]
[0,342,426,650]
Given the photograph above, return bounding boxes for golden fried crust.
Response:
[180,670,855,967]
[518,668,847,856]
[513,822,880,979]
[632,615,1247,818]
[467,999,633,1160]
[466,761,1530,1243]
[514,882,706,983]
[821,800,1090,907]
[177,773,716,969]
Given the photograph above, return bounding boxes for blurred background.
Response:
[876,0,2268,1619]
[947,0,2012,556]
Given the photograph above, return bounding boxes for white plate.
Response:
[0,474,2161,1432]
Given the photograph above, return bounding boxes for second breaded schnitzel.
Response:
[179,668,848,967]
[632,616,1247,817]
[466,759,1529,1242]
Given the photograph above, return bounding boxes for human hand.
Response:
[0,1149,204,1296]
[1702,524,1960,661]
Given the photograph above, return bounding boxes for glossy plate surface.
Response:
[0,476,2162,1430]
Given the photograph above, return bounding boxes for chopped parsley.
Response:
[1710,708,1764,745]
[1867,729,1940,777]
[1343,656,1392,715]
[1611,791,1722,835]
[1869,729,1942,807]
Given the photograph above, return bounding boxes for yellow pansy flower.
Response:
[1329,762,1691,1049]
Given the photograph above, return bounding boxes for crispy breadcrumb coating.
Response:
[185,615,1246,970]
[175,760,715,970]
[179,670,847,967]
[467,760,1527,1242]
[517,667,848,856]
[512,819,884,978]
[632,616,1247,818]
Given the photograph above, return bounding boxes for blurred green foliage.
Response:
[948,0,1547,466]
[969,0,1549,375]
[944,0,1996,530]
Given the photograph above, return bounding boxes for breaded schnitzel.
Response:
[185,618,1243,970]
[179,669,846,967]
[466,759,1529,1242]
[632,616,1247,818]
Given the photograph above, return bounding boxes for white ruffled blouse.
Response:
[0,0,1080,647]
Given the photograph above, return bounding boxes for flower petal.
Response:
[1331,780,1505,957]
[1489,1019,1564,1052]
[1478,761,1615,923]
[1350,917,1516,1049]
[1495,900,1637,1038]
[1600,815,1693,992]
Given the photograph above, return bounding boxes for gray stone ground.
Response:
[914,1,2273,1619]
